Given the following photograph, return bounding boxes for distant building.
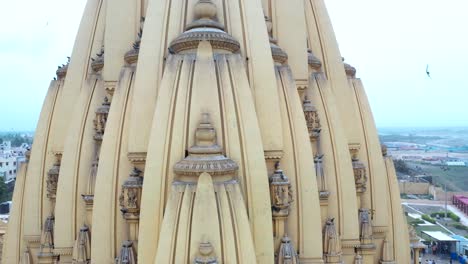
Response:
[0,141,28,182]
[446,161,465,166]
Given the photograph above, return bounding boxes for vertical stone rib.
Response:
[22,80,61,257]
[308,73,360,243]
[2,162,28,263]
[127,0,170,154]
[352,78,390,229]
[90,67,134,263]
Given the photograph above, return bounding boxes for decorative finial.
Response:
[194,0,217,20]
[194,113,217,148]
[194,241,218,264]
[274,161,281,171]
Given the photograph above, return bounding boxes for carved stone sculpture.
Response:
[93,97,110,141]
[349,144,367,193]
[314,154,329,199]
[303,96,321,141]
[119,168,144,221]
[269,162,293,219]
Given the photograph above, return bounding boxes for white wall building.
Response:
[0,141,27,182]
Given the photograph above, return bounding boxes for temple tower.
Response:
[3,0,410,263]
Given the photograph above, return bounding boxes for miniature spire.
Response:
[173,113,238,179]
[20,248,32,264]
[358,208,374,247]
[39,214,55,255]
[354,254,363,264]
[115,241,136,264]
[72,225,91,264]
[169,0,239,54]
[277,235,299,264]
[323,218,342,263]
[194,241,218,264]
[381,238,395,264]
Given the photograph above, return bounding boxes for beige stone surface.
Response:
[3,0,410,263]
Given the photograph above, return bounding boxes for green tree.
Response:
[394,159,411,175]
[0,176,8,203]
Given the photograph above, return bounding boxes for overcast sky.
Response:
[1,0,467,131]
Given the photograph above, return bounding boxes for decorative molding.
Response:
[128,152,147,164]
[173,113,239,178]
[104,81,117,95]
[264,150,284,160]
[54,246,73,256]
[169,1,239,54]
